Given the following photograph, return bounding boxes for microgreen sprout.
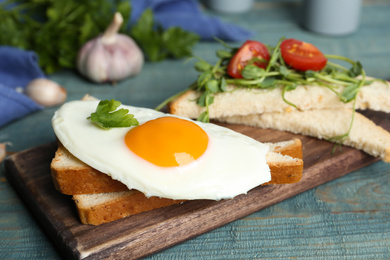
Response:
[156,37,374,146]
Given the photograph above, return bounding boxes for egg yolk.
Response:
[124,117,209,167]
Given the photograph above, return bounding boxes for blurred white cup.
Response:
[302,0,363,35]
[203,0,254,13]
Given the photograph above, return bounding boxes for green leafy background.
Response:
[0,0,199,74]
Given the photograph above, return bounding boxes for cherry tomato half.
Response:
[280,39,327,71]
[227,40,270,79]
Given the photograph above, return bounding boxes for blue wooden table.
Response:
[1,0,389,259]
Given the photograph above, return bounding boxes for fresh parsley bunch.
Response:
[0,0,199,74]
[130,9,200,62]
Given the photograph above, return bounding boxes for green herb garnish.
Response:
[0,0,199,73]
[88,99,139,129]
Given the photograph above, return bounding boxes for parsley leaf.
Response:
[88,100,139,130]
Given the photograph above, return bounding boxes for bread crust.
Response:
[73,191,184,225]
[266,162,303,185]
[51,145,128,195]
[266,139,303,160]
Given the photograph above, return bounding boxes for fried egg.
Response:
[52,100,270,200]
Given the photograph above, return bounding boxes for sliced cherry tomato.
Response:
[227,40,270,79]
[280,38,327,71]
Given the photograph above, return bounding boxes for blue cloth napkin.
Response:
[130,0,254,41]
[0,47,44,128]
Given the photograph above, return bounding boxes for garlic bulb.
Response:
[25,78,67,107]
[77,12,144,83]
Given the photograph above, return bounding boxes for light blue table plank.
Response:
[1,1,389,259]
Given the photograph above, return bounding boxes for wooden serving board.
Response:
[4,110,388,260]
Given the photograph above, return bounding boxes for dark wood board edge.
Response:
[4,140,380,260]
[4,142,82,259]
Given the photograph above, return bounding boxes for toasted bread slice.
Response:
[51,144,129,195]
[169,79,390,119]
[264,139,303,185]
[73,190,184,225]
[51,139,303,195]
[219,109,390,162]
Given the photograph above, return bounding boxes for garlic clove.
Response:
[78,41,110,83]
[77,12,144,83]
[25,78,67,107]
[105,36,144,80]
[0,143,7,163]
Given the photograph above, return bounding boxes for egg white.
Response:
[52,100,271,200]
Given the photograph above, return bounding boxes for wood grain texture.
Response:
[4,109,387,259]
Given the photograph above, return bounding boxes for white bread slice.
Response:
[218,109,390,162]
[169,79,390,119]
[61,139,303,225]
